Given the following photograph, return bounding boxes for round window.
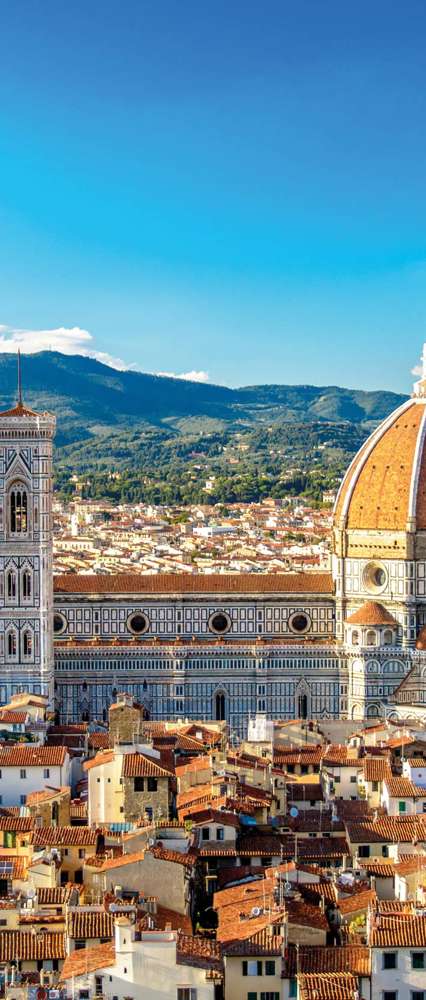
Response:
[127,612,149,635]
[53,613,67,636]
[363,562,388,594]
[208,611,231,635]
[288,611,311,635]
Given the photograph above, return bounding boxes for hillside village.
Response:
[53,497,333,577]
[0,691,425,999]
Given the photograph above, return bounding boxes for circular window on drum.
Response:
[363,561,388,594]
[53,612,67,636]
[127,612,150,636]
[288,611,311,635]
[208,611,232,635]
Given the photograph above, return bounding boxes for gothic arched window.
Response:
[10,484,28,534]
[22,570,32,600]
[6,570,16,600]
[215,692,225,721]
[23,631,32,658]
[298,693,308,719]
[7,631,17,657]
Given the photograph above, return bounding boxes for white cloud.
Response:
[0,323,210,382]
[156,370,210,383]
[0,324,130,371]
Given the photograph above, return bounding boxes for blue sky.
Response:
[0,1,426,391]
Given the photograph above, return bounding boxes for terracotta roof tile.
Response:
[357,860,397,877]
[67,910,114,940]
[338,890,376,915]
[37,886,78,905]
[371,914,426,947]
[155,906,192,934]
[298,972,363,1000]
[0,746,67,767]
[346,601,398,626]
[98,850,143,872]
[385,776,426,797]
[0,815,34,832]
[0,930,66,961]
[0,403,42,418]
[284,944,371,977]
[31,826,99,847]
[61,942,115,980]
[83,750,115,771]
[346,815,426,844]
[150,846,197,867]
[362,758,392,782]
[0,711,27,724]
[223,928,284,956]
[334,399,426,531]
[176,933,222,971]
[121,752,174,779]
[88,732,110,749]
[54,571,333,595]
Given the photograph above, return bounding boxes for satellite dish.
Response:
[289,807,299,818]
[251,906,262,917]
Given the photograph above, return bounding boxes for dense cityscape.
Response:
[2,1,426,997]
[53,494,334,577]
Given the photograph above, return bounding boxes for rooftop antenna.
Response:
[17,349,22,406]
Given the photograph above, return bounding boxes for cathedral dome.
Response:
[334,394,426,533]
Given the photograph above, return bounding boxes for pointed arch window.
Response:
[10,484,28,534]
[22,570,32,600]
[7,631,17,658]
[6,570,16,600]
[215,692,225,721]
[298,693,308,719]
[23,631,32,658]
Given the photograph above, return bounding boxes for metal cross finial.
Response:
[17,349,22,406]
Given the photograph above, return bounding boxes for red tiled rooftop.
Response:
[284,944,371,977]
[54,571,333,595]
[0,746,68,767]
[345,601,398,626]
[371,915,426,947]
[61,942,115,980]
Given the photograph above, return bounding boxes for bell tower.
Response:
[0,354,56,705]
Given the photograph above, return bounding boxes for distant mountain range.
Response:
[0,352,408,504]
[0,351,407,444]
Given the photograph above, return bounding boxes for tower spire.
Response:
[17,349,22,407]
